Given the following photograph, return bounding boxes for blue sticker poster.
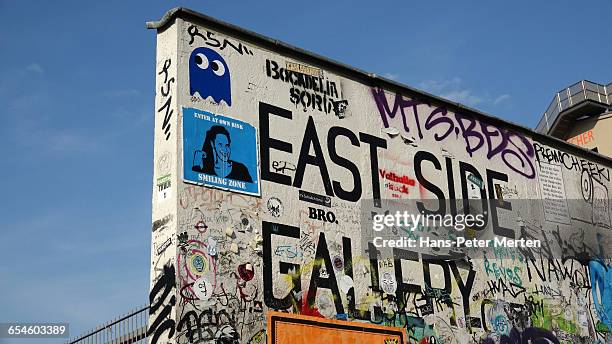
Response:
[183,107,260,196]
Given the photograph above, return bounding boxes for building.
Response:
[536,80,612,155]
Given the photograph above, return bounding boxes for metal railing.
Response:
[536,80,610,134]
[66,305,149,344]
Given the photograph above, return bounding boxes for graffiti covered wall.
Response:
[148,9,612,344]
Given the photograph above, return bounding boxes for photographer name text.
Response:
[372,236,541,248]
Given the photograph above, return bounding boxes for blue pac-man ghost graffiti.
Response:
[189,47,231,106]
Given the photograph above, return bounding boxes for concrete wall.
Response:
[148,12,612,344]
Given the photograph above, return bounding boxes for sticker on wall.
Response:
[298,189,331,207]
[156,174,171,202]
[267,197,283,217]
[238,262,254,281]
[381,272,397,294]
[189,47,231,105]
[183,107,260,196]
[193,276,212,301]
[332,256,344,271]
[338,275,354,294]
[207,237,218,256]
[285,61,322,77]
[537,161,571,224]
[189,253,208,276]
[155,237,172,256]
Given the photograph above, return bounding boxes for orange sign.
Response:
[267,311,406,344]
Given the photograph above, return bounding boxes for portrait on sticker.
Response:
[183,107,260,195]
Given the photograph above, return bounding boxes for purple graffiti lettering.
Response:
[372,89,535,179]
[371,88,424,139]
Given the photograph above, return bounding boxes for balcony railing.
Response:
[66,305,149,344]
[536,80,610,134]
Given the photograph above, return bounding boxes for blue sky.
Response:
[1,0,611,342]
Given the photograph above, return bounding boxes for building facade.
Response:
[536,80,612,156]
[564,111,612,155]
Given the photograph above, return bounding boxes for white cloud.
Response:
[3,94,106,154]
[0,63,44,95]
[418,77,462,93]
[3,85,148,156]
[440,89,482,106]
[24,63,44,75]
[383,73,399,81]
[7,93,48,112]
[101,89,140,98]
[418,77,510,108]
[48,132,102,153]
[493,94,511,105]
